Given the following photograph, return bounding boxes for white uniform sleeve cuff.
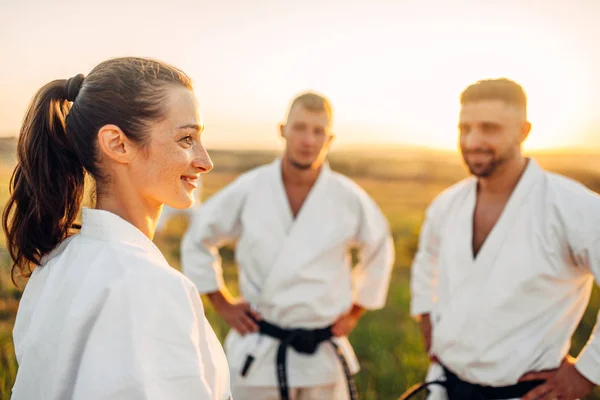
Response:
[190,274,225,295]
[410,299,433,318]
[575,345,600,385]
[353,294,386,311]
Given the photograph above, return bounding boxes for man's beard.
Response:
[462,149,510,178]
[289,158,313,170]
[286,149,314,170]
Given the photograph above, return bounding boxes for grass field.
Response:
[1,147,600,399]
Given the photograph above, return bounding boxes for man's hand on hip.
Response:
[332,304,365,337]
[418,313,439,363]
[207,290,262,335]
[519,355,596,400]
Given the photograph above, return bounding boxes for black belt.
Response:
[241,316,359,400]
[398,364,544,400]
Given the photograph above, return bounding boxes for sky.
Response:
[1,0,599,151]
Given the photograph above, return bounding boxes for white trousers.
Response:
[231,374,350,400]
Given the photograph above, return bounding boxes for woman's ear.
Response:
[97,124,138,164]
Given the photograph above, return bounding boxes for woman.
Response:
[2,57,231,399]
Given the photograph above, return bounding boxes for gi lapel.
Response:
[443,179,478,293]
[260,161,335,298]
[471,159,543,270]
[266,158,294,236]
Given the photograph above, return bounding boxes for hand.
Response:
[519,355,596,400]
[331,304,364,337]
[207,290,261,335]
[418,313,438,363]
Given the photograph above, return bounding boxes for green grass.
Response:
[1,149,600,399]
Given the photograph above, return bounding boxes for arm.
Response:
[409,203,440,318]
[520,234,600,400]
[572,234,600,386]
[72,273,227,400]
[350,193,395,311]
[520,187,600,400]
[409,203,441,358]
[180,179,247,294]
[180,174,260,334]
[566,189,600,387]
[332,192,394,337]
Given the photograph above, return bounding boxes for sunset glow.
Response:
[1,0,599,151]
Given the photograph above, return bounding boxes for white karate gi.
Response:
[11,208,231,400]
[410,158,600,399]
[181,158,395,396]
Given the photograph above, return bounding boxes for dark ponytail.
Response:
[2,79,85,281]
[2,57,192,282]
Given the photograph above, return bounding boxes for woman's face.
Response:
[131,85,213,210]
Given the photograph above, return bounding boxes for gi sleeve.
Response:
[351,191,395,310]
[573,233,600,385]
[409,201,441,318]
[559,182,600,386]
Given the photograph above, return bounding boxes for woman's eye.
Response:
[181,136,193,145]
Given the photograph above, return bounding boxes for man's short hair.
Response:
[460,78,527,115]
[287,91,333,124]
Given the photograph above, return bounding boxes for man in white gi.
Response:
[181,92,395,400]
[409,78,600,400]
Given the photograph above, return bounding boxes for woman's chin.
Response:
[163,194,194,210]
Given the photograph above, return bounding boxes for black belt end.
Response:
[241,355,255,377]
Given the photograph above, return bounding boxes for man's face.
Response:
[458,99,530,177]
[280,105,333,170]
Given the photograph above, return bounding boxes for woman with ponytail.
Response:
[3,57,231,399]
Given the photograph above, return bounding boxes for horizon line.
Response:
[1,135,599,155]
